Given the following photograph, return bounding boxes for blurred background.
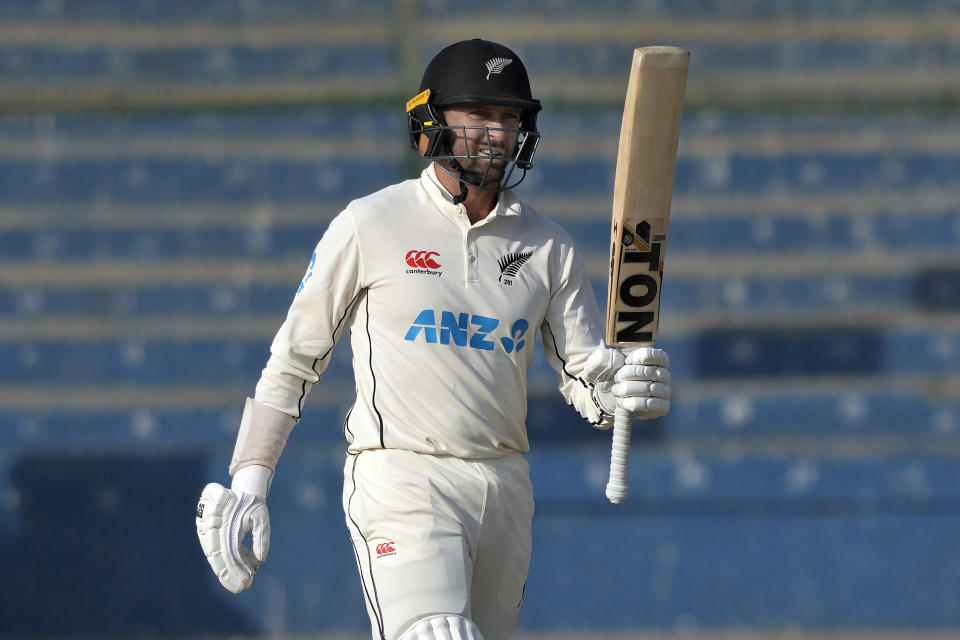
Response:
[1,1,959,638]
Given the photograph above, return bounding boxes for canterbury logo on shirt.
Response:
[405,250,441,269]
[405,249,442,276]
[404,309,529,354]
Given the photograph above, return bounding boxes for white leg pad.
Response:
[397,614,483,640]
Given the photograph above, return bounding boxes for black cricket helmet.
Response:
[406,39,542,191]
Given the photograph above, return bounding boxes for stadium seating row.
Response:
[4,208,959,260]
[2,445,956,516]
[5,109,959,138]
[0,0,387,22]
[0,109,403,137]
[1,152,954,202]
[3,387,958,450]
[0,0,951,21]
[0,271,939,316]
[3,40,958,82]
[4,326,960,385]
[0,44,397,82]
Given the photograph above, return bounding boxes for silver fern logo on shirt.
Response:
[497,251,533,285]
[485,57,513,80]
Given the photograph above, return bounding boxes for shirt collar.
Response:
[420,163,523,226]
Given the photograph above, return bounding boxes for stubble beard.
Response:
[450,135,514,187]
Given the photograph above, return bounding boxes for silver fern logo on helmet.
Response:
[485,57,513,80]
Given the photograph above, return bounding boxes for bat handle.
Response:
[605,406,632,503]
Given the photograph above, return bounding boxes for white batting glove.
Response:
[195,465,272,593]
[586,345,671,422]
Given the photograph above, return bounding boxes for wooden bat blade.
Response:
[605,46,689,349]
[604,46,689,505]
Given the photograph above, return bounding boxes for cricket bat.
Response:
[605,46,689,504]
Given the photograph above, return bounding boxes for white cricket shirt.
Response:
[255,164,610,458]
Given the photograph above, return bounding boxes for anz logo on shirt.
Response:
[404,309,529,354]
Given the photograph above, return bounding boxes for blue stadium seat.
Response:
[914,268,960,310]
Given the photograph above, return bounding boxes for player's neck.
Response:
[459,188,498,225]
[434,163,499,225]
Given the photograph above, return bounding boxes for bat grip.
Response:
[605,406,632,503]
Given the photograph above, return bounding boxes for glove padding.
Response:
[585,345,671,423]
[196,482,270,593]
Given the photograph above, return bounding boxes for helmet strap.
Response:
[448,160,471,205]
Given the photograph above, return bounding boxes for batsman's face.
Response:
[442,104,522,184]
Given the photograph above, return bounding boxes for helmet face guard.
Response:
[407,91,541,191]
[406,39,543,193]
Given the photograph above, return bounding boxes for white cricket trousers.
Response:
[343,449,535,640]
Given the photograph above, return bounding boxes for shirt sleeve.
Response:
[539,239,613,428]
[254,207,364,418]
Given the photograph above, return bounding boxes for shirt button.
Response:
[469,255,476,262]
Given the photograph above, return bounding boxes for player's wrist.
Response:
[231,464,273,499]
